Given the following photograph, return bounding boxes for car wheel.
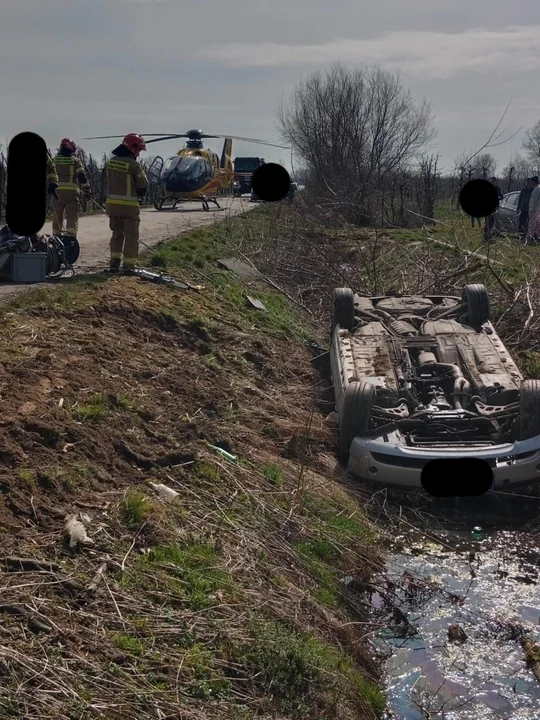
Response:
[462,283,490,327]
[339,381,375,465]
[518,379,540,440]
[332,288,355,332]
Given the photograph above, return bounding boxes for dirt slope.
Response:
[0,207,385,720]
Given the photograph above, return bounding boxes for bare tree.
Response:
[417,153,440,223]
[502,152,532,191]
[522,120,540,168]
[277,63,435,224]
[472,152,497,178]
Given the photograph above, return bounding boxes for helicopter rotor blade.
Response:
[144,135,189,144]
[81,132,290,150]
[202,134,290,149]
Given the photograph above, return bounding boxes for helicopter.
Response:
[83,130,289,211]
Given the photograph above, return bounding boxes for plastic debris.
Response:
[471,526,484,540]
[64,514,94,549]
[207,444,237,463]
[246,296,267,311]
[147,481,180,504]
[134,269,189,289]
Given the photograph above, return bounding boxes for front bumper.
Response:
[348,433,540,490]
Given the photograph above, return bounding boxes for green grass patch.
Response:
[325,515,376,543]
[18,468,37,486]
[259,463,284,486]
[227,619,385,717]
[74,394,110,421]
[120,490,154,529]
[113,633,145,655]
[181,644,234,700]
[123,540,239,611]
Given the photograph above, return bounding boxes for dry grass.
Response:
[0,217,386,719]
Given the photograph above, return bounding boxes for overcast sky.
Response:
[2,0,539,174]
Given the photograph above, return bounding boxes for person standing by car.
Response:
[526,178,540,245]
[518,177,537,238]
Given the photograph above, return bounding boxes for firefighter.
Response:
[105,133,148,274]
[47,151,59,200]
[51,138,91,237]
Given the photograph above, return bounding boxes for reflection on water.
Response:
[371,499,540,719]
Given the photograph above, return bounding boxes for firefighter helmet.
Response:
[60,138,77,153]
[122,134,146,157]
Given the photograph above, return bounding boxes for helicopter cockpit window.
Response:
[163,156,182,173]
[176,157,205,179]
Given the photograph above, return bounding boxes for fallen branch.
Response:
[517,283,535,346]
[2,557,61,573]
[421,236,504,266]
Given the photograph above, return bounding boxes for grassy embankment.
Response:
[0,203,386,719]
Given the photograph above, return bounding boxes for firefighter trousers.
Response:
[109,216,140,269]
[52,191,79,237]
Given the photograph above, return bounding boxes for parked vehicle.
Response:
[329,285,540,491]
[233,157,264,195]
[484,191,520,240]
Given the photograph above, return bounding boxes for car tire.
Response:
[518,379,540,440]
[332,288,355,332]
[462,284,490,327]
[339,381,374,465]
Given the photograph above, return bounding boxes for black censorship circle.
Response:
[421,458,493,497]
[459,179,499,218]
[6,132,48,236]
[252,163,290,202]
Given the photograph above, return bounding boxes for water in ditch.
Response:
[368,492,540,719]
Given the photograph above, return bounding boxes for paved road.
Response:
[0,196,253,302]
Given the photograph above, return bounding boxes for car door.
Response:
[496,192,520,231]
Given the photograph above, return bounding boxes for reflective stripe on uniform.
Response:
[107,159,130,172]
[107,200,140,207]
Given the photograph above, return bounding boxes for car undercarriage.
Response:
[329,285,540,489]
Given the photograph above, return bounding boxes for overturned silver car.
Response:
[329,285,540,491]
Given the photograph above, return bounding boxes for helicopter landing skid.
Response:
[154,197,178,211]
[199,196,220,211]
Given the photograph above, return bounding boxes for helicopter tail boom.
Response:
[220,138,232,168]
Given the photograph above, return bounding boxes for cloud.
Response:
[198,25,540,80]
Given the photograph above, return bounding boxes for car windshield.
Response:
[234,158,261,172]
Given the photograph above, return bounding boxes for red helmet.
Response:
[122,133,146,157]
[60,137,77,152]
